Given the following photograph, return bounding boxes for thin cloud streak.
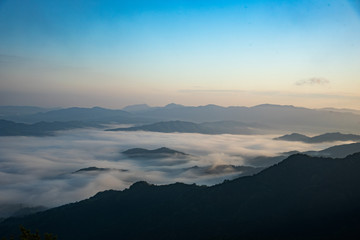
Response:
[295,77,330,86]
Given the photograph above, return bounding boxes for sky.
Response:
[0,0,360,109]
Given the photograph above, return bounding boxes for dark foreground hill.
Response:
[2,153,360,240]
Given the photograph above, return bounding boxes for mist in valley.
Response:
[0,127,351,218]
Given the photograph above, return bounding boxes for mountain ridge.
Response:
[2,104,360,133]
[0,119,101,136]
[107,120,267,135]
[2,153,360,239]
[275,132,360,143]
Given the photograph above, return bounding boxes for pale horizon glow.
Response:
[0,0,359,110]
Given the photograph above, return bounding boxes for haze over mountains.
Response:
[275,132,360,143]
[0,119,100,136]
[0,106,57,118]
[319,107,360,116]
[121,103,360,133]
[1,103,360,134]
[108,120,267,135]
[245,142,360,167]
[1,103,360,239]
[304,142,360,158]
[1,107,145,124]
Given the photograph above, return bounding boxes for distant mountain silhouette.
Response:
[107,120,266,135]
[274,133,310,142]
[305,142,360,158]
[122,103,185,113]
[122,104,152,113]
[163,103,185,109]
[122,147,188,159]
[246,141,360,167]
[3,104,360,132]
[275,132,360,143]
[319,107,360,115]
[0,119,100,136]
[74,167,109,173]
[0,106,56,118]
[3,107,148,124]
[73,167,128,174]
[128,103,360,133]
[2,153,360,239]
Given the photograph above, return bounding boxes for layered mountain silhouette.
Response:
[304,142,360,158]
[108,120,265,135]
[246,142,360,167]
[125,104,360,117]
[275,132,360,143]
[0,106,55,118]
[0,119,100,136]
[2,153,360,239]
[122,104,152,113]
[122,103,360,133]
[3,107,148,124]
[319,107,360,115]
[2,104,360,133]
[122,147,188,159]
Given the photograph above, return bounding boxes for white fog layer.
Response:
[0,129,353,217]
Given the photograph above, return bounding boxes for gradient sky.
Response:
[0,0,360,109]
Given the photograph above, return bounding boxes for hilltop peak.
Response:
[253,104,297,108]
[122,147,188,157]
[122,104,151,112]
[164,103,184,109]
[129,181,152,190]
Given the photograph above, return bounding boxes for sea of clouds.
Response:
[0,128,341,217]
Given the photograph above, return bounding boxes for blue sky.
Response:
[0,0,359,109]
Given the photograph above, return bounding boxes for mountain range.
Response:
[1,153,360,239]
[0,106,57,118]
[304,142,360,158]
[246,141,360,167]
[2,107,148,124]
[275,132,360,143]
[2,104,360,133]
[108,120,266,135]
[0,119,100,136]
[123,103,360,133]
